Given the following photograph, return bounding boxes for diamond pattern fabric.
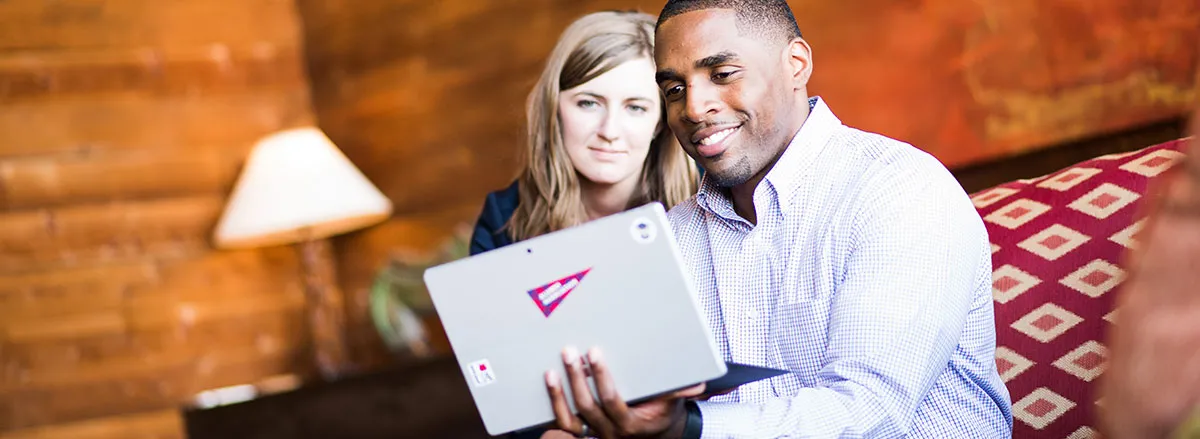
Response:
[974,138,1189,437]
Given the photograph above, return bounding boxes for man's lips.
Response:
[690,124,742,145]
[690,124,742,158]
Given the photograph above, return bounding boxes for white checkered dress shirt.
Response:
[668,97,1014,438]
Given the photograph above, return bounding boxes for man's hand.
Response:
[544,346,705,439]
[1100,108,1200,439]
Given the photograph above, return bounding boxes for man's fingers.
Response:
[540,430,579,439]
[671,383,707,399]
[587,347,631,423]
[545,370,585,436]
[563,346,608,432]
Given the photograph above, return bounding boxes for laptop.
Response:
[424,202,785,436]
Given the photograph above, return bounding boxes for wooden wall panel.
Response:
[293,0,1199,371]
[0,149,243,210]
[0,409,183,439]
[0,0,318,435]
[0,91,312,158]
[0,0,300,51]
[0,46,306,102]
[0,196,222,273]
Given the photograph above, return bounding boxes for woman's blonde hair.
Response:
[509,10,699,242]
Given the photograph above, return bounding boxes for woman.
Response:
[469,10,699,256]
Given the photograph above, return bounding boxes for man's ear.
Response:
[785,38,813,90]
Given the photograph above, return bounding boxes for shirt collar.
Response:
[696,96,842,216]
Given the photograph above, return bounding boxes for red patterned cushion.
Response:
[972,138,1190,438]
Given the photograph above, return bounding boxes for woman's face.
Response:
[558,57,662,187]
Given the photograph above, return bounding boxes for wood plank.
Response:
[0,196,223,274]
[0,249,305,377]
[2,311,307,391]
[0,248,301,333]
[0,0,302,51]
[0,89,314,158]
[0,45,307,102]
[0,262,156,319]
[122,284,307,334]
[0,313,126,346]
[0,279,305,344]
[0,348,305,431]
[2,308,306,378]
[0,149,244,211]
[0,409,183,439]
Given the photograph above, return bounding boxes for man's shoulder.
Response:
[831,126,961,194]
[837,127,946,172]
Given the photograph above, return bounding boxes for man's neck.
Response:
[728,98,813,225]
[728,131,798,226]
[729,174,765,225]
[581,176,639,221]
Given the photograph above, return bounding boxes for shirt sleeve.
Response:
[695,159,990,438]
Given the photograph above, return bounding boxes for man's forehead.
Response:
[655,9,744,65]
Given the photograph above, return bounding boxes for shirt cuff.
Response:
[695,400,758,439]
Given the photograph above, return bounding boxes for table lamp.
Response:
[212,127,393,379]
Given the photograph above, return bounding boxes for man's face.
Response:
[654,9,795,188]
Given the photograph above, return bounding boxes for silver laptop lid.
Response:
[424,202,725,436]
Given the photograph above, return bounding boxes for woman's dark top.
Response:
[469,180,521,256]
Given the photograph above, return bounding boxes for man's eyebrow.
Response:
[656,69,682,84]
[696,51,739,69]
[656,51,740,84]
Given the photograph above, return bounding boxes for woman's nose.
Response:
[596,110,621,142]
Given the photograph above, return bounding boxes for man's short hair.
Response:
[656,0,802,44]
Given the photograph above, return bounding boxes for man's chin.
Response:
[703,164,754,188]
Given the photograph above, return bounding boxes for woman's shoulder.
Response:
[469,179,521,255]
[481,179,521,218]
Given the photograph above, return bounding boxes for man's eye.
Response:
[713,71,737,81]
[664,85,684,98]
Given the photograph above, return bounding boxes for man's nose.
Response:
[684,84,719,123]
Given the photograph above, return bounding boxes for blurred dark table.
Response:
[184,356,492,439]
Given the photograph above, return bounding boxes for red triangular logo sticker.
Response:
[527,268,591,317]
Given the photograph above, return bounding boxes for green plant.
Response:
[369,225,472,357]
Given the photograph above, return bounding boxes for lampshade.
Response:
[213,127,393,249]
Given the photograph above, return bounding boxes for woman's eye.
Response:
[628,105,648,114]
[578,99,599,109]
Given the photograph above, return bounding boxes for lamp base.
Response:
[298,238,350,380]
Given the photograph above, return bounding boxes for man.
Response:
[542,1,1013,437]
[1100,105,1200,439]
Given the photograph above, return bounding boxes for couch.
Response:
[976,137,1191,438]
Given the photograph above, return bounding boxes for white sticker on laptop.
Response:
[630,217,656,244]
[468,359,496,387]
